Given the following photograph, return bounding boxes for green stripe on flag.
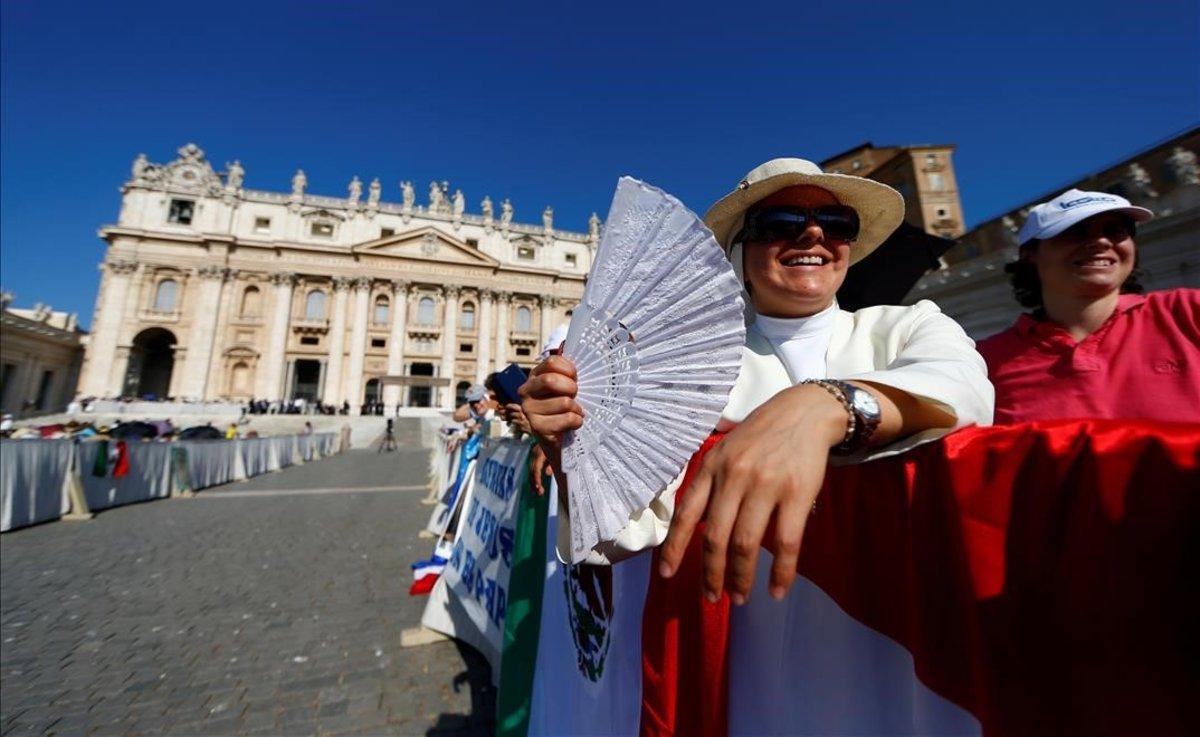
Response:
[92,440,110,477]
[495,443,550,737]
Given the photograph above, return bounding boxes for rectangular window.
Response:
[371,338,387,348]
[517,245,535,260]
[310,221,335,238]
[380,228,395,238]
[300,336,319,346]
[253,217,271,234]
[516,347,531,357]
[460,343,472,353]
[466,238,479,249]
[168,199,194,225]
[565,253,577,267]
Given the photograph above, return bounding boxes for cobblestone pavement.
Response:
[0,446,494,736]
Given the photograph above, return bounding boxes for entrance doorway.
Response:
[293,360,321,401]
[409,363,434,407]
[364,378,382,415]
[124,328,177,399]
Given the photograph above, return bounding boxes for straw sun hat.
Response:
[703,157,905,266]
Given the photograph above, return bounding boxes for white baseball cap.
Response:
[1017,188,1153,246]
[465,384,488,402]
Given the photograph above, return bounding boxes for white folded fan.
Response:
[561,177,746,563]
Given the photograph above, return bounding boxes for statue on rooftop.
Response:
[368,177,381,207]
[1126,162,1158,199]
[132,153,149,181]
[543,206,554,232]
[1167,146,1199,186]
[453,189,465,219]
[291,169,307,198]
[500,199,513,229]
[588,212,601,242]
[348,175,363,207]
[429,181,445,212]
[481,196,494,221]
[401,181,415,210]
[226,160,244,190]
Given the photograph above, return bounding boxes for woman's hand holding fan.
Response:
[523,177,745,563]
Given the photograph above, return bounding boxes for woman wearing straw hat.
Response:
[522,158,994,733]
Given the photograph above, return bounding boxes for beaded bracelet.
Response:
[799,379,856,451]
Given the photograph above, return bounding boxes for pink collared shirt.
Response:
[977,289,1200,425]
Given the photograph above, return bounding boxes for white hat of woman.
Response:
[1016,188,1154,246]
[703,157,905,265]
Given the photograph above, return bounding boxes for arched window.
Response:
[460,302,476,330]
[515,305,532,332]
[417,297,436,325]
[305,290,327,320]
[231,361,250,394]
[373,295,390,325]
[240,286,261,317]
[455,381,471,406]
[153,279,178,312]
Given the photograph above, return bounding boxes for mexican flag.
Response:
[508,420,1199,737]
[91,439,130,479]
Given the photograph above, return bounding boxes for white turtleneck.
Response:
[750,301,838,383]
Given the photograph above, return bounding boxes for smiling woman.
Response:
[521,156,994,732]
[979,188,1200,425]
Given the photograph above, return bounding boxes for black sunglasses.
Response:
[735,206,860,244]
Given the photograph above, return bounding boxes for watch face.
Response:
[851,389,880,418]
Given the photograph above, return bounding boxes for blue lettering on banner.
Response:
[477,457,517,502]
[498,526,514,567]
[461,550,477,585]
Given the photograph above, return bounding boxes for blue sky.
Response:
[2,0,1196,327]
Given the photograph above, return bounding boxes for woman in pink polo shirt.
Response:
[977,189,1200,424]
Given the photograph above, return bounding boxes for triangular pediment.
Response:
[353,226,497,266]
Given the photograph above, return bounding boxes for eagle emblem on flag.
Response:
[563,564,614,682]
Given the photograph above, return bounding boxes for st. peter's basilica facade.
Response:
[77,144,591,412]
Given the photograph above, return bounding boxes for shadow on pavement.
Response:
[427,639,496,736]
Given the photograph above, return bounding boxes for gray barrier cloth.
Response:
[316,433,338,457]
[77,441,173,512]
[237,438,276,478]
[270,437,296,469]
[0,440,73,532]
[2,433,341,532]
[183,440,243,491]
[297,434,316,461]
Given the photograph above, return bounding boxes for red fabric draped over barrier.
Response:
[641,420,1200,737]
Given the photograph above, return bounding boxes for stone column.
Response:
[344,277,372,415]
[112,263,149,396]
[180,266,229,400]
[440,286,460,410]
[113,262,150,396]
[322,277,352,408]
[259,272,295,400]
[205,268,240,400]
[283,359,296,402]
[476,290,494,382]
[539,295,557,347]
[383,280,409,413]
[494,291,511,369]
[316,359,328,400]
[80,259,138,397]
